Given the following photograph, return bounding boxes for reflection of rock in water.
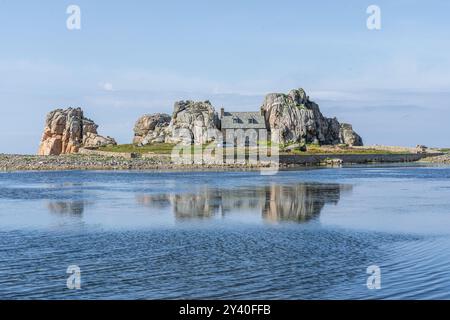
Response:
[172,192,221,219]
[220,189,264,213]
[137,189,263,219]
[47,201,85,216]
[136,183,352,223]
[262,184,348,222]
[136,191,222,219]
[136,194,171,209]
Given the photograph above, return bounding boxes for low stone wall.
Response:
[78,148,139,159]
[279,153,441,165]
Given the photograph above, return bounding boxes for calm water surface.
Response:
[1,164,450,299]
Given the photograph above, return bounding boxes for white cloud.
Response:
[100,82,114,92]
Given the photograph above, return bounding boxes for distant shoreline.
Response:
[0,152,446,172]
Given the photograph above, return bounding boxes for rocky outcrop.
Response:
[167,100,219,145]
[38,107,116,155]
[339,123,363,146]
[261,88,363,146]
[133,88,362,147]
[133,113,171,145]
[134,101,220,146]
[83,132,117,149]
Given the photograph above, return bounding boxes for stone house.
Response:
[219,108,268,146]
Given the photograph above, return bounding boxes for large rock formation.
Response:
[339,123,363,147]
[167,100,219,144]
[134,101,219,145]
[38,107,116,155]
[261,88,362,146]
[133,88,362,147]
[133,113,171,145]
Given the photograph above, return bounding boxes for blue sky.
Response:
[1,0,449,154]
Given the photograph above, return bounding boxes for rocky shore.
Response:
[0,154,168,171]
[1,151,446,172]
[0,154,271,171]
[420,154,450,164]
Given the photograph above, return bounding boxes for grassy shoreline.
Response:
[0,151,445,172]
[98,143,416,156]
[2,143,446,171]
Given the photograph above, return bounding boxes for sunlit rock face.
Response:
[133,113,171,145]
[261,88,363,146]
[339,123,363,146]
[133,101,220,146]
[136,183,352,223]
[38,107,116,155]
[167,100,220,145]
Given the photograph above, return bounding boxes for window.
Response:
[233,118,239,124]
[248,118,257,124]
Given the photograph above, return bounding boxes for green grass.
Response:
[439,148,450,153]
[290,145,407,155]
[99,143,224,155]
[286,143,409,155]
[99,143,410,156]
[98,143,177,154]
[99,143,276,156]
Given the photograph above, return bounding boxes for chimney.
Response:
[260,107,265,117]
[220,108,225,118]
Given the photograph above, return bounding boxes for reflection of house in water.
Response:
[262,184,347,222]
[136,183,352,223]
[47,201,85,216]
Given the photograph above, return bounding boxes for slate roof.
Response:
[220,111,267,129]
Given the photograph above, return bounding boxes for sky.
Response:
[0,0,449,154]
